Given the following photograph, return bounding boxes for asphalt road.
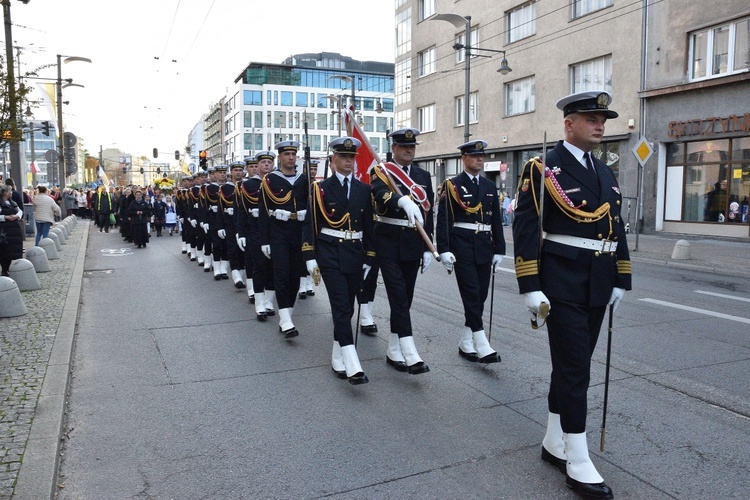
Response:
[55,226,749,499]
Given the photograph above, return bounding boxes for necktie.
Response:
[403,165,409,175]
[472,177,478,187]
[585,153,597,181]
[343,177,349,200]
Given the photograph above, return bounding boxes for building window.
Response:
[455,93,478,126]
[280,91,293,106]
[418,0,435,22]
[690,16,750,80]
[455,29,479,64]
[396,8,412,58]
[665,138,750,223]
[418,47,436,77]
[508,2,536,44]
[376,117,388,133]
[505,76,535,116]
[243,90,262,106]
[317,113,328,131]
[296,92,308,107]
[395,59,411,108]
[418,104,435,132]
[570,55,612,93]
[243,111,252,128]
[572,0,612,19]
[273,111,286,128]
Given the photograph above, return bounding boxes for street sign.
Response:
[45,149,59,162]
[63,132,77,148]
[632,136,654,166]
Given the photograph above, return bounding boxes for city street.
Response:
[48,224,749,499]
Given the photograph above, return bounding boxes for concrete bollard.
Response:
[9,259,41,291]
[38,237,60,260]
[50,227,67,245]
[48,231,62,252]
[671,239,691,260]
[25,246,51,273]
[55,222,69,239]
[0,276,27,317]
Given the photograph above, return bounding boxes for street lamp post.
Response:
[56,54,92,191]
[432,14,512,143]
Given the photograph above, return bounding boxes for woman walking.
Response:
[33,185,62,245]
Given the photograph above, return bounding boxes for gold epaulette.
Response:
[302,242,314,252]
[366,251,376,258]
[515,256,539,278]
[617,260,632,275]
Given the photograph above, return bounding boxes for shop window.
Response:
[667,138,749,223]
[591,141,620,179]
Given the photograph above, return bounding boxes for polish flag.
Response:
[344,106,380,184]
[30,162,40,174]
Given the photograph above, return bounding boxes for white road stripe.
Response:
[639,298,750,325]
[695,290,750,303]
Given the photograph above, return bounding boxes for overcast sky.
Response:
[10,0,395,162]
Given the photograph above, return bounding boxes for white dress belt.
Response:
[376,215,413,227]
[320,228,363,240]
[453,222,492,232]
[543,232,618,252]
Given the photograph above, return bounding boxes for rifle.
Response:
[303,115,320,285]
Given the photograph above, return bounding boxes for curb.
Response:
[12,224,88,500]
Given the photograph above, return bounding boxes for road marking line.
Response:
[695,290,750,303]
[639,298,750,325]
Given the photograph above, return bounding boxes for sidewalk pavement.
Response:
[1,223,747,498]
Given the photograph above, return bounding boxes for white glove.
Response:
[210,205,218,213]
[250,208,259,218]
[217,229,226,239]
[363,263,371,280]
[202,222,210,232]
[261,244,272,259]
[306,259,319,276]
[179,217,184,224]
[189,218,197,228]
[274,209,291,221]
[524,291,550,315]
[226,208,233,216]
[440,252,456,272]
[491,254,504,273]
[397,196,424,226]
[608,287,626,312]
[421,251,432,273]
[297,209,307,222]
[236,235,246,251]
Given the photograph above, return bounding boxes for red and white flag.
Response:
[344,106,380,184]
[30,162,40,174]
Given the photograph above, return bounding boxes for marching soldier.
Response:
[259,141,308,338]
[304,138,375,385]
[188,170,208,264]
[240,156,259,300]
[206,165,229,280]
[176,176,191,254]
[369,128,434,375]
[513,90,631,499]
[436,139,504,364]
[237,152,277,320]
[222,161,246,288]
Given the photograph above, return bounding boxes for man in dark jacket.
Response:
[94,186,114,232]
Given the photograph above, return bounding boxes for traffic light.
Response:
[153,148,159,158]
[42,121,50,137]
[122,166,127,174]
[140,167,144,174]
[156,167,161,174]
[199,150,207,170]
[174,150,180,160]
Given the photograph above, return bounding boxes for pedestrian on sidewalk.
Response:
[33,185,62,245]
[0,185,24,276]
